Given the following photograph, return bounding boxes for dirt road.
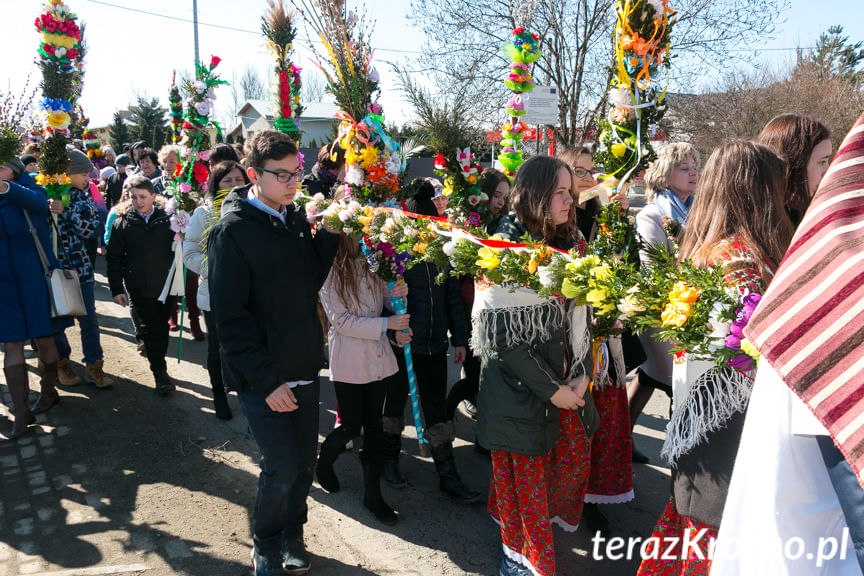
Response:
[0,261,672,576]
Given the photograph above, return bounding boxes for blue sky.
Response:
[2,0,862,130]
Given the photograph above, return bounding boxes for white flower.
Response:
[617,293,646,318]
[342,227,354,234]
[608,86,632,108]
[646,0,664,14]
[707,301,732,351]
[347,201,361,215]
[404,227,419,238]
[195,101,211,116]
[164,196,177,215]
[193,80,207,94]
[368,68,380,83]
[385,152,402,175]
[345,165,365,185]
[538,265,555,287]
[338,210,352,222]
[443,241,457,257]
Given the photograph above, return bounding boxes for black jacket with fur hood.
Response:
[207,186,339,396]
[106,196,175,300]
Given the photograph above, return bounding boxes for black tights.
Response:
[383,349,448,429]
[323,380,386,463]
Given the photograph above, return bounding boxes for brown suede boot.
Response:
[4,364,35,439]
[85,359,114,389]
[57,358,81,386]
[31,361,60,415]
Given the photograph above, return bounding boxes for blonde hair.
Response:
[157,144,180,166]
[644,142,700,201]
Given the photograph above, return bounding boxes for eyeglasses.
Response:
[572,167,598,179]
[255,166,302,183]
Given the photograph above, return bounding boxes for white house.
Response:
[229,100,341,147]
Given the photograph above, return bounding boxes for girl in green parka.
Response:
[474,155,595,576]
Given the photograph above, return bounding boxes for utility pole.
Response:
[192,0,200,71]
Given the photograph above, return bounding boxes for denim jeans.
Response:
[55,282,103,364]
[238,378,320,556]
[817,435,864,572]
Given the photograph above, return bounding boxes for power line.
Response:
[84,0,424,55]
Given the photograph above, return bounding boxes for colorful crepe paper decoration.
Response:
[299,0,406,206]
[498,27,542,177]
[262,0,303,135]
[34,0,85,207]
[169,72,183,144]
[594,0,674,184]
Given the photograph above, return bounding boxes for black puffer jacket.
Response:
[397,261,468,356]
[106,199,174,299]
[208,186,339,397]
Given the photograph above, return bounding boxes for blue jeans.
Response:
[55,282,103,363]
[238,379,320,556]
[817,435,864,572]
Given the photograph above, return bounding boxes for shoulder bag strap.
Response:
[22,209,52,277]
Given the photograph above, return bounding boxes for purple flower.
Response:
[729,321,745,339]
[727,354,754,370]
[725,334,741,350]
[377,242,395,258]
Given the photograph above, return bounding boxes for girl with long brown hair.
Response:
[758,113,832,226]
[477,155,593,576]
[637,140,794,576]
[316,220,411,526]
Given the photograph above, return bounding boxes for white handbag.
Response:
[23,209,86,318]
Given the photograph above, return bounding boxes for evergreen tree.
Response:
[152,124,166,151]
[798,26,864,86]
[109,111,129,151]
[128,97,169,147]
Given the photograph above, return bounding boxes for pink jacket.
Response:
[319,259,399,384]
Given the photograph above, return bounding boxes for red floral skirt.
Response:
[489,450,556,576]
[548,409,591,531]
[636,496,716,576]
[586,383,634,503]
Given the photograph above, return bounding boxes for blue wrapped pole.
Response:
[387,281,429,457]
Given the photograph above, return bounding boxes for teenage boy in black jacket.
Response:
[106,175,176,394]
[208,130,339,576]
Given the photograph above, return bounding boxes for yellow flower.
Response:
[669,281,701,304]
[46,111,70,129]
[661,301,692,328]
[344,147,359,166]
[476,247,501,270]
[586,288,616,315]
[611,142,627,157]
[42,33,78,50]
[358,146,379,169]
[35,173,70,186]
[589,264,612,281]
[740,338,761,361]
[527,259,538,274]
[561,278,582,299]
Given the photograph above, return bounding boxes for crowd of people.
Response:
[2,109,863,576]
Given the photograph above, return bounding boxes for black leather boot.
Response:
[361,451,397,525]
[316,426,352,493]
[381,416,407,488]
[428,421,481,504]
